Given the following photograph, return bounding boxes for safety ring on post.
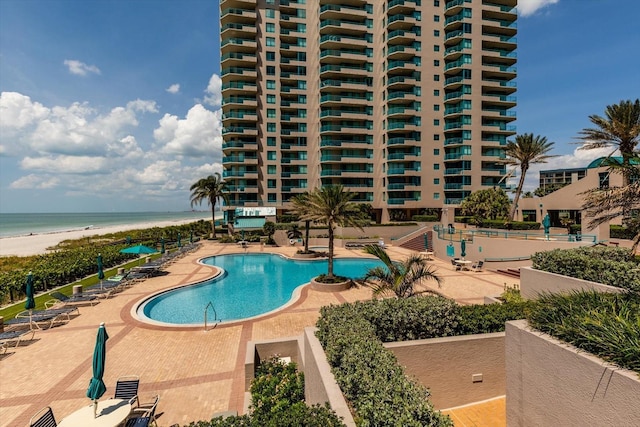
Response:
[290,239,295,245]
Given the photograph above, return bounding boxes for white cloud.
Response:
[0,92,50,146]
[10,174,60,189]
[63,59,101,76]
[153,104,222,159]
[20,155,110,174]
[204,74,222,107]
[518,0,559,17]
[166,83,180,94]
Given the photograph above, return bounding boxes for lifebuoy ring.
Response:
[290,239,295,245]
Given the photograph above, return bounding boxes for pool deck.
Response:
[0,242,513,427]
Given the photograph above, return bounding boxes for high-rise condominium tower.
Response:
[221,0,517,222]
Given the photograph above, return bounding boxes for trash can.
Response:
[576,231,582,242]
[73,285,83,296]
[448,224,455,234]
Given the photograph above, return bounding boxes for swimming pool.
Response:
[137,253,383,325]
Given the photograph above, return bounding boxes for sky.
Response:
[0,0,639,213]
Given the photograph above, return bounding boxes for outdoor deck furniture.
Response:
[57,399,131,427]
[420,251,434,260]
[126,395,159,427]
[0,328,36,351]
[47,291,99,307]
[114,375,140,402]
[451,258,461,271]
[29,406,57,427]
[455,259,473,271]
[470,260,484,272]
[6,306,79,330]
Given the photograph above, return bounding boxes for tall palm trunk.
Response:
[509,166,528,221]
[327,225,334,278]
[304,220,310,252]
[210,199,217,238]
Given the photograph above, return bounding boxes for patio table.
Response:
[420,251,435,260]
[454,259,473,270]
[58,399,131,427]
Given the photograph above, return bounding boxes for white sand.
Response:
[0,218,210,257]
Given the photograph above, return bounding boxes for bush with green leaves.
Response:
[480,220,541,230]
[610,224,637,240]
[527,291,640,374]
[184,357,344,427]
[411,215,438,222]
[532,247,640,292]
[315,296,531,426]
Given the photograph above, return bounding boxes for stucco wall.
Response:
[506,320,640,427]
[520,267,624,300]
[385,333,505,409]
[245,336,302,391]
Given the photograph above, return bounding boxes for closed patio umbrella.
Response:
[87,322,109,418]
[97,253,105,281]
[423,233,429,251]
[177,232,181,248]
[189,231,193,244]
[160,237,165,254]
[460,238,466,259]
[25,271,35,323]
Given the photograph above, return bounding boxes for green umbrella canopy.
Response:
[86,322,109,401]
[460,238,466,258]
[25,271,35,310]
[97,254,105,280]
[542,213,551,234]
[423,233,429,251]
[119,244,157,255]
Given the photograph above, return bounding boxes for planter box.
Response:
[506,319,640,427]
[520,267,624,300]
[310,277,352,292]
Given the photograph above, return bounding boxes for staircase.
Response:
[495,268,521,279]
[399,231,432,252]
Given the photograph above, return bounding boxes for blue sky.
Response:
[0,0,638,213]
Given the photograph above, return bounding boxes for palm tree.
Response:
[290,192,312,253]
[360,244,442,298]
[577,99,640,184]
[504,133,557,221]
[295,185,362,279]
[189,173,229,239]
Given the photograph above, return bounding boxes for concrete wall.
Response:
[385,333,505,409]
[506,320,640,427]
[520,267,624,300]
[245,336,302,391]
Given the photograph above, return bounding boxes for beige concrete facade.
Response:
[220,0,517,222]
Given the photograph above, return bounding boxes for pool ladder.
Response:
[204,301,220,332]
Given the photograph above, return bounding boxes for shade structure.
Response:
[460,239,466,259]
[119,244,157,255]
[87,322,109,417]
[25,271,35,311]
[97,254,105,280]
[423,233,429,251]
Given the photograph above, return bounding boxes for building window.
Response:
[267,137,276,146]
[434,15,440,22]
[268,193,277,202]
[266,51,275,61]
[266,0,275,4]
[434,1,440,7]
[434,178,440,184]
[433,104,440,111]
[265,9,275,18]
[267,66,275,75]
[266,23,275,33]
[433,193,440,200]
[433,119,440,126]
[433,164,440,170]
[433,74,440,81]
[434,89,440,96]
[266,37,275,47]
[434,45,440,52]
[268,179,277,188]
[267,94,276,104]
[434,134,440,140]
[599,172,610,189]
[434,30,440,37]
[267,165,276,174]
[267,80,275,89]
[434,149,440,155]
[267,151,276,160]
[434,60,440,66]
[267,108,276,118]
[267,122,276,132]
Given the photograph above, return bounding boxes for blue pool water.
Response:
[139,253,383,325]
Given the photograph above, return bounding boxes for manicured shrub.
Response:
[456,301,534,335]
[527,291,640,374]
[412,215,439,222]
[532,247,640,292]
[480,219,541,230]
[610,224,637,240]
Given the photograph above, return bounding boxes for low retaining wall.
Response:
[385,333,505,409]
[506,319,640,426]
[245,329,356,426]
[520,267,624,299]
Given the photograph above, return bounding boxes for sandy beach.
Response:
[0,218,209,257]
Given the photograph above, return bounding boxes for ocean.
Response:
[0,212,218,238]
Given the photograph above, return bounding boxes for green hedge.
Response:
[411,215,439,222]
[480,220,541,230]
[610,225,637,240]
[532,247,640,292]
[185,358,344,427]
[528,291,640,373]
[315,296,530,426]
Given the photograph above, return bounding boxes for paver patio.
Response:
[0,241,514,427]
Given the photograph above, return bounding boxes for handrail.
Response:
[204,301,220,331]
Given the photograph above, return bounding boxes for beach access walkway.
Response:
[0,242,514,427]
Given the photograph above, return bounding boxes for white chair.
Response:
[470,260,484,272]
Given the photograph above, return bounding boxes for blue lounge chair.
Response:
[29,406,57,427]
[47,291,99,307]
[6,306,78,330]
[0,329,36,352]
